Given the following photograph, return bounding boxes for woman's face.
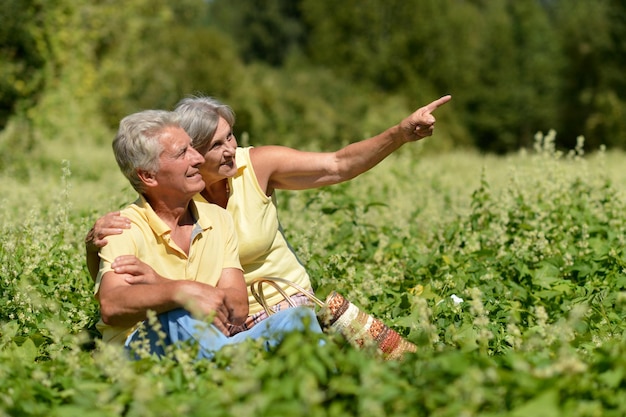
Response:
[197,116,238,183]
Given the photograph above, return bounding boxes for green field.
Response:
[3,133,626,416]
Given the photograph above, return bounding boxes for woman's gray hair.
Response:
[174,95,235,151]
[112,110,181,193]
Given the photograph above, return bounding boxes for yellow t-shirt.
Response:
[95,197,242,344]
[196,147,312,314]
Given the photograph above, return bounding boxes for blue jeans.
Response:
[125,306,322,359]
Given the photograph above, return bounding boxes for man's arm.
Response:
[98,256,247,333]
[96,270,187,327]
[215,267,248,326]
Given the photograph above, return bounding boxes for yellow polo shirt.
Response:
[95,196,242,344]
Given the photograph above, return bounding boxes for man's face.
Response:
[198,117,238,183]
[154,126,206,197]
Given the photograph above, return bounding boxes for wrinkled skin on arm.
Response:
[97,255,247,335]
[250,95,452,196]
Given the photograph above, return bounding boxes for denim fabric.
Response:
[228,292,314,336]
[125,306,322,359]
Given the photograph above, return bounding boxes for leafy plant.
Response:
[4,134,626,415]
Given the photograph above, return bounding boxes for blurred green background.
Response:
[1,0,625,175]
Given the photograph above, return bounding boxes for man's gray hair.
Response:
[112,110,181,193]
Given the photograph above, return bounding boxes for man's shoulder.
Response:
[118,199,148,224]
[112,199,160,239]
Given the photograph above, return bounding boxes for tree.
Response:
[0,0,45,129]
[466,1,563,152]
[299,0,563,152]
[207,0,306,66]
[554,0,626,149]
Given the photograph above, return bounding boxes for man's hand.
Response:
[174,281,232,335]
[111,255,167,285]
[400,95,452,142]
[112,256,234,334]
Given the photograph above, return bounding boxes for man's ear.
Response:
[137,169,157,188]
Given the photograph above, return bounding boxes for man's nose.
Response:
[191,147,205,164]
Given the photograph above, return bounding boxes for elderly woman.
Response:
[86,94,451,335]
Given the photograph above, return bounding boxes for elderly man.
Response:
[95,109,321,358]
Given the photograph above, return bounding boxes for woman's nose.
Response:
[225,143,236,155]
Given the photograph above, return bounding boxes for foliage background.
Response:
[2,0,626,163]
[2,0,626,415]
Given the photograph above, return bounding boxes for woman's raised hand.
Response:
[85,211,131,252]
[400,95,452,142]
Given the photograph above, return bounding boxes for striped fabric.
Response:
[321,292,417,360]
[228,293,314,336]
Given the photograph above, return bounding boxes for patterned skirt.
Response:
[227,292,314,337]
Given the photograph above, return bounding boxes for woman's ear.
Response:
[137,169,157,188]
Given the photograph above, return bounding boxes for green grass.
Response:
[3,132,626,416]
